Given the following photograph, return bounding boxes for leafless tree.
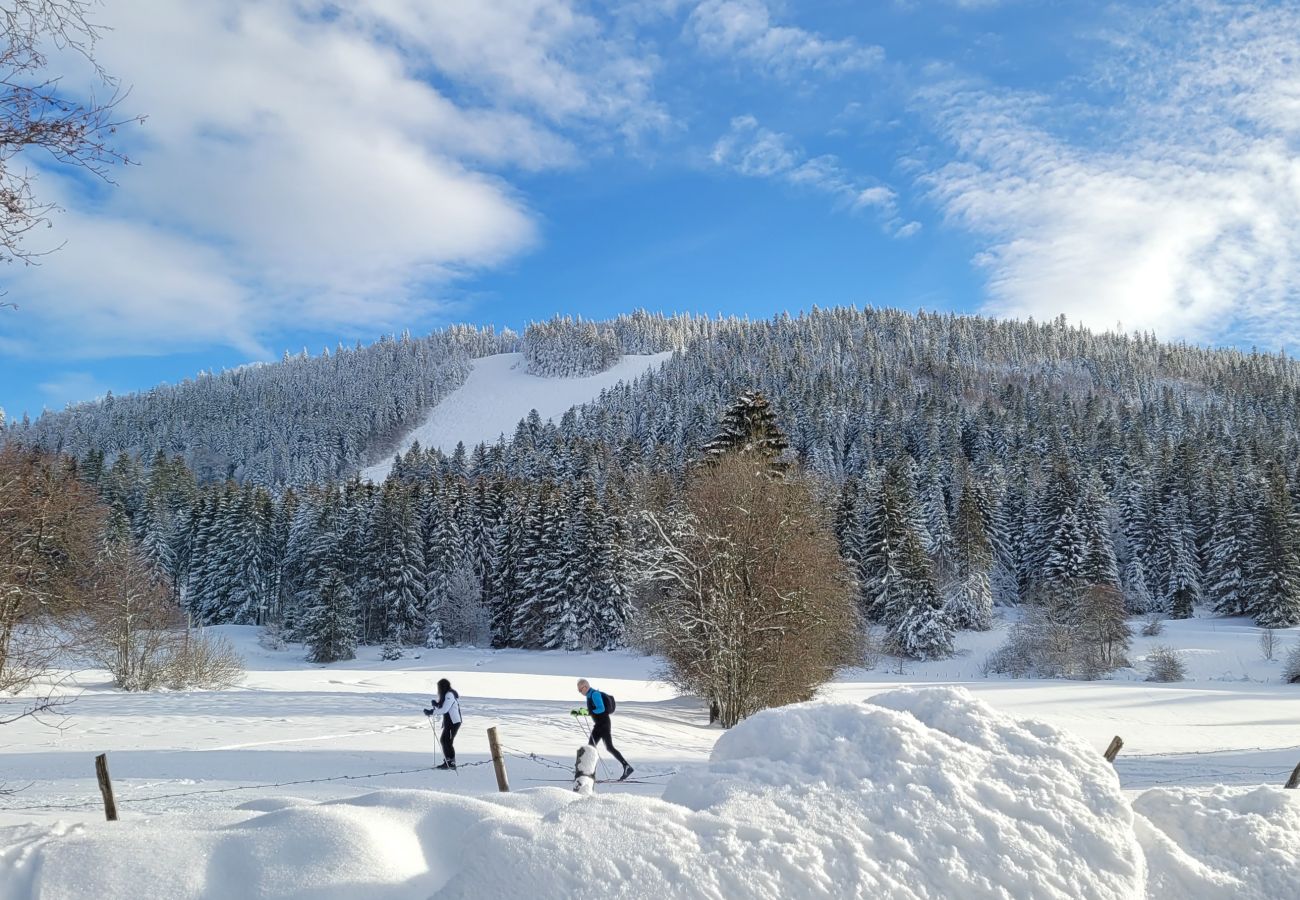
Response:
[2,0,143,274]
[74,544,182,691]
[635,450,859,728]
[1260,627,1279,662]
[1,445,102,707]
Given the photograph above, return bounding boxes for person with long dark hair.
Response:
[423,677,462,770]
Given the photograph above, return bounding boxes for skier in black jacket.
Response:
[572,677,633,781]
[424,678,462,770]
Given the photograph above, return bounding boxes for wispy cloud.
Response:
[711,116,918,236]
[687,0,883,78]
[0,0,666,359]
[37,372,113,410]
[920,0,1300,345]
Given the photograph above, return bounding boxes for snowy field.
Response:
[360,351,674,481]
[2,618,1298,898]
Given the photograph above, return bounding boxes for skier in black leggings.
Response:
[573,678,633,781]
[424,678,462,770]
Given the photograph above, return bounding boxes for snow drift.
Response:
[2,687,1296,899]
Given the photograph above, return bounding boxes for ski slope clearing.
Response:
[361,351,674,481]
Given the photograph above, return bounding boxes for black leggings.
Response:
[441,720,460,762]
[587,716,628,767]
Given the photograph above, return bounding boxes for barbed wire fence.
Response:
[0,725,680,817]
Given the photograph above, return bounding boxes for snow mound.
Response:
[440,687,1143,899]
[1134,785,1300,900]
[361,351,673,481]
[0,790,568,900]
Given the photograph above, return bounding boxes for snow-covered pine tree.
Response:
[510,482,565,647]
[302,569,358,663]
[1206,482,1251,617]
[1161,492,1201,619]
[592,487,633,648]
[949,477,993,630]
[367,480,426,645]
[866,462,953,659]
[1248,468,1300,627]
[487,495,526,648]
[422,482,466,646]
[1122,554,1157,615]
[1079,476,1120,589]
[701,391,789,473]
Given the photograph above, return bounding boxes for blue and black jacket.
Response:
[585,688,609,718]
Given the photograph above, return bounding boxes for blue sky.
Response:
[3,0,1300,419]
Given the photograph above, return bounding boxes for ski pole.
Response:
[573,713,613,782]
[428,716,448,768]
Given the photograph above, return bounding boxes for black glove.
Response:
[423,708,433,716]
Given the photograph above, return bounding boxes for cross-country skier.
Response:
[572,678,633,781]
[424,677,462,770]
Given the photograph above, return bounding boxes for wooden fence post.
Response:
[95,753,118,821]
[1285,761,1300,790]
[487,726,509,793]
[1103,736,1124,764]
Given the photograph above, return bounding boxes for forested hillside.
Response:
[10,307,1300,661]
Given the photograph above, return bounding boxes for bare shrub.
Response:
[1140,613,1164,637]
[436,562,491,647]
[636,450,859,728]
[860,624,884,671]
[1259,628,1279,662]
[1146,645,1187,683]
[257,623,287,651]
[1284,641,1300,685]
[75,547,183,691]
[166,630,245,690]
[986,585,1130,680]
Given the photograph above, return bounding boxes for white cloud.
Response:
[687,0,883,78]
[37,372,113,410]
[921,1,1300,346]
[711,115,911,235]
[0,0,664,358]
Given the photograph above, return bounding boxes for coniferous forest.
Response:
[9,307,1300,663]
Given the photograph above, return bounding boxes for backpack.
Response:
[602,691,616,714]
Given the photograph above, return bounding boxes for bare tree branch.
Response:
[1,0,144,268]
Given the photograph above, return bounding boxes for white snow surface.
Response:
[360,351,673,481]
[5,688,1153,900]
[4,617,1300,898]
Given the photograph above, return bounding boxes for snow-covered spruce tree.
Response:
[592,488,633,648]
[303,570,358,663]
[510,482,566,647]
[1122,554,1157,615]
[948,477,993,631]
[422,482,465,646]
[1248,468,1300,627]
[1079,476,1120,589]
[1160,491,1201,619]
[486,495,526,648]
[863,461,954,660]
[1206,483,1251,617]
[378,482,427,644]
[634,449,858,728]
[700,391,789,473]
